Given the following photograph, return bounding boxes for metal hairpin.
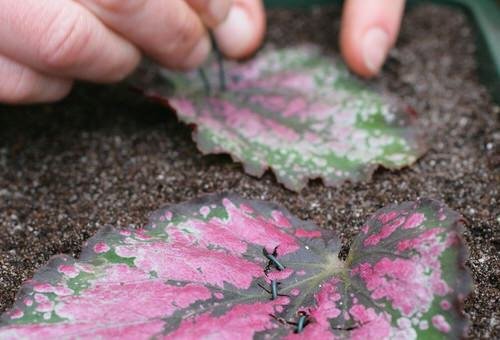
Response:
[198,31,226,95]
[210,32,226,92]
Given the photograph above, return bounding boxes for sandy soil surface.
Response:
[0,4,498,338]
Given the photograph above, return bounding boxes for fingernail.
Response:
[362,27,390,74]
[208,0,232,24]
[183,35,211,70]
[214,6,254,58]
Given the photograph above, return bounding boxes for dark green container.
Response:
[264,0,500,103]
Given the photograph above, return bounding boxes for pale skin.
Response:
[0,0,405,105]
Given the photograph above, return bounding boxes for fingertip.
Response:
[341,26,391,78]
[178,34,212,70]
[0,53,74,104]
[214,0,265,59]
[340,26,372,78]
[340,0,404,78]
[103,40,142,82]
[43,79,74,102]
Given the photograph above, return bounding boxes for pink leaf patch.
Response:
[0,195,470,338]
[136,45,427,191]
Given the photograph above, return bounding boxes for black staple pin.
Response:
[263,246,285,273]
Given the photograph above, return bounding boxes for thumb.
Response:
[340,0,405,78]
[213,0,266,59]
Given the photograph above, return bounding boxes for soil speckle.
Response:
[0,4,499,338]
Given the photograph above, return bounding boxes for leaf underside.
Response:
[0,194,470,339]
[137,45,427,191]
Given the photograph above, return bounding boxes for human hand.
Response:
[216,0,406,79]
[0,0,403,105]
[0,0,265,104]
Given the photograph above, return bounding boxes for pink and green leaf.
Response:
[0,194,470,339]
[138,46,427,191]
